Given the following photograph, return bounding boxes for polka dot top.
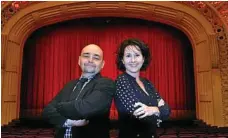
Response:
[114,72,171,126]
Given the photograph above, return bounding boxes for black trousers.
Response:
[118,124,158,138]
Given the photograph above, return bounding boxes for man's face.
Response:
[78,44,105,76]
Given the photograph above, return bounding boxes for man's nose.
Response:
[88,56,94,62]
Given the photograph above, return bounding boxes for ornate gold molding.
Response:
[177,1,228,125]
[1,1,41,29]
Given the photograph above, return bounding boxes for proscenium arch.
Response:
[1,1,225,126]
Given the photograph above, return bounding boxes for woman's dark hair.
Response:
[116,38,151,71]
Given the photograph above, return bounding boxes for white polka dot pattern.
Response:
[115,73,171,126]
[115,75,139,114]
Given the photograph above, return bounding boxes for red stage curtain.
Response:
[21,18,195,120]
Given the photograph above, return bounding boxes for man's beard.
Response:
[83,67,96,73]
[83,64,96,73]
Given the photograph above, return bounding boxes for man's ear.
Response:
[101,60,105,69]
[78,56,81,66]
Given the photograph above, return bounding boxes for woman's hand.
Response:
[158,99,165,107]
[133,102,160,119]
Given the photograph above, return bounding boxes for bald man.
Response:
[42,44,115,138]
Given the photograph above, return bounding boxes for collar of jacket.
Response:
[80,73,101,81]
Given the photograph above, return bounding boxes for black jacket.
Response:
[42,73,115,138]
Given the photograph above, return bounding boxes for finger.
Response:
[138,113,147,119]
[158,99,165,107]
[134,110,145,117]
[75,120,84,123]
[160,99,164,104]
[134,107,144,113]
[134,102,144,108]
[133,107,144,115]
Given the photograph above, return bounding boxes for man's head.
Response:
[78,44,105,77]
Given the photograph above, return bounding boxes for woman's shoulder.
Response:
[116,73,128,81]
[115,73,132,87]
[141,77,155,87]
[140,77,150,83]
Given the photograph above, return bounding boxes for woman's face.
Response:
[122,45,144,74]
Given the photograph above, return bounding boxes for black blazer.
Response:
[42,73,115,138]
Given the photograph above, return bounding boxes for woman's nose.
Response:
[131,56,136,62]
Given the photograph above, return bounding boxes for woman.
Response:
[115,38,171,138]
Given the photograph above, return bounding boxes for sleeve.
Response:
[63,119,70,127]
[149,82,171,121]
[114,75,140,116]
[63,119,77,127]
[56,78,115,120]
[42,81,74,128]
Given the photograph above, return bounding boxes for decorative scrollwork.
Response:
[178,1,228,126]
[1,1,40,29]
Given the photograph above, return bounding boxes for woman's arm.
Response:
[150,83,171,121]
[114,75,140,116]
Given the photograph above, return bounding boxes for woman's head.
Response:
[116,38,151,73]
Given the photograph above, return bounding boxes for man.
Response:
[42,44,115,138]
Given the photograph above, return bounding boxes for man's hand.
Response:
[66,119,89,127]
[72,119,89,127]
[133,102,160,119]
